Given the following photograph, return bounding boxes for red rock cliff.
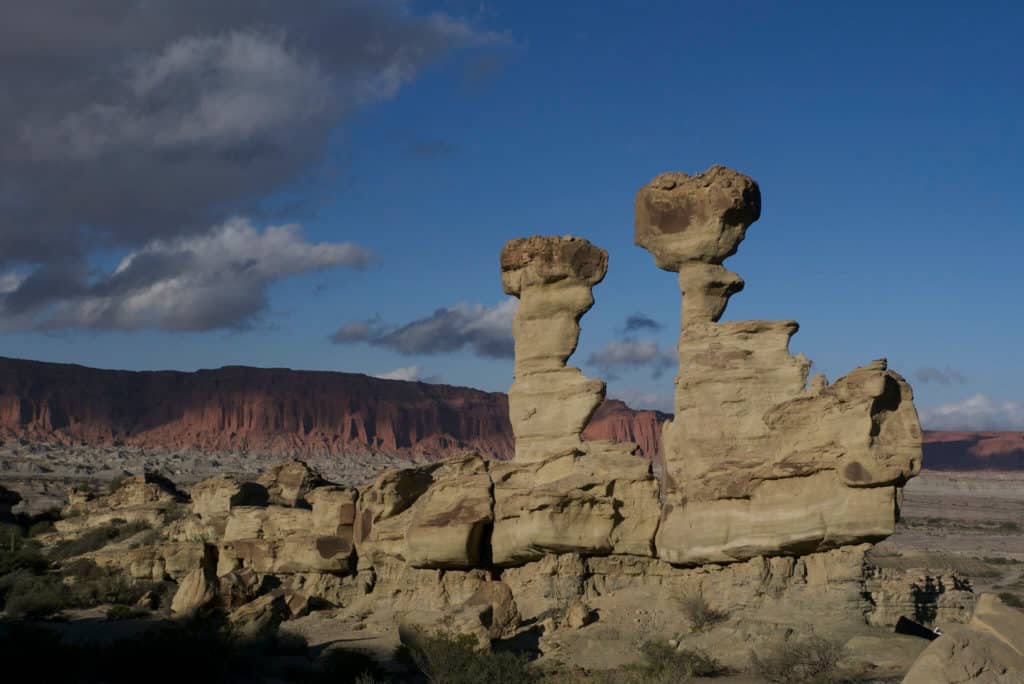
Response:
[0,356,666,460]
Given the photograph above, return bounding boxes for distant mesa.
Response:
[0,356,664,461]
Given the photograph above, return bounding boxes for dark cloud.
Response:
[332,299,516,359]
[587,340,675,380]
[330,318,388,344]
[915,366,967,386]
[623,313,662,333]
[0,219,370,331]
[404,139,458,159]
[0,1,501,268]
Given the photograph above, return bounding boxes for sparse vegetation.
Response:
[619,641,724,682]
[753,635,846,684]
[998,592,1024,608]
[680,593,727,632]
[48,520,151,561]
[398,631,534,684]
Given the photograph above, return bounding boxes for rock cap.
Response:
[634,165,761,270]
[501,235,608,295]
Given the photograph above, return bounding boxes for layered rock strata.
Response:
[500,236,610,462]
[634,165,923,565]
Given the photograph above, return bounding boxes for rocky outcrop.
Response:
[501,236,610,462]
[903,594,1024,684]
[490,446,660,565]
[634,165,922,565]
[354,453,493,570]
[494,235,663,563]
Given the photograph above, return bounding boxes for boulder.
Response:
[355,453,493,569]
[490,445,659,566]
[903,594,1024,683]
[257,460,326,508]
[190,476,267,520]
[229,594,289,638]
[307,486,358,536]
[171,567,217,616]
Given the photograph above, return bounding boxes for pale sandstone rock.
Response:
[355,453,492,569]
[564,599,596,628]
[863,562,976,628]
[220,503,354,575]
[490,445,659,566]
[634,166,922,565]
[501,236,609,462]
[229,593,289,637]
[257,460,326,508]
[218,535,353,575]
[171,567,217,616]
[307,486,358,536]
[903,594,1024,684]
[190,476,267,520]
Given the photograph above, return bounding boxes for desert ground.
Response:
[3,442,1022,682]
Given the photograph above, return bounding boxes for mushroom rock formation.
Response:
[635,165,923,566]
[492,235,661,565]
[500,235,610,463]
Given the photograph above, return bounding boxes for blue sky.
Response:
[1,1,1022,429]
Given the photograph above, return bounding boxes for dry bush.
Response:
[752,635,846,684]
[680,593,727,631]
[398,630,534,684]
[619,641,724,683]
[48,520,151,561]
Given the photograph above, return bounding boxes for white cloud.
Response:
[375,366,427,382]
[0,272,25,294]
[0,218,371,331]
[919,394,1024,431]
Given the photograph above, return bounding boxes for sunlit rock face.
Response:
[635,165,923,565]
[500,235,611,463]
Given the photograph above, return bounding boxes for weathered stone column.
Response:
[500,235,609,462]
[635,165,923,565]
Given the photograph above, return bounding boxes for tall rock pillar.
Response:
[500,236,609,463]
[635,166,923,565]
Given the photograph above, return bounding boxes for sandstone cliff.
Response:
[0,356,665,460]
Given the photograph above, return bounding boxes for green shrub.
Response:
[998,592,1024,608]
[399,631,535,684]
[679,593,727,632]
[753,636,846,684]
